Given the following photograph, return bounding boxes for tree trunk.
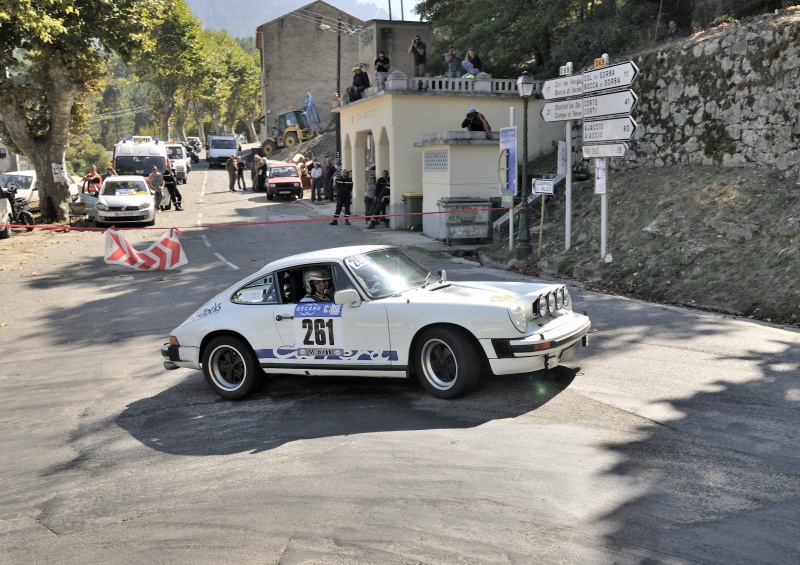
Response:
[195,117,206,146]
[1,63,79,223]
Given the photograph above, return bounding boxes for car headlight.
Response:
[547,293,556,313]
[561,287,571,309]
[96,202,109,211]
[508,304,528,333]
[293,182,301,187]
[138,201,151,210]
[537,296,548,317]
[555,289,564,309]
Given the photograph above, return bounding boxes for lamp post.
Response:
[515,71,534,260]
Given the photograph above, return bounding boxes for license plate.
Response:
[279,191,290,195]
[114,211,140,216]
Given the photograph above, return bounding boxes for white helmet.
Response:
[303,267,332,293]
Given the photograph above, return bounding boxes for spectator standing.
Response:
[364,173,377,223]
[148,166,166,210]
[444,46,462,78]
[408,34,427,77]
[163,163,183,211]
[257,157,268,192]
[374,51,390,90]
[102,167,117,181]
[664,20,684,41]
[329,169,354,225]
[310,161,323,202]
[236,157,246,190]
[347,65,370,102]
[250,154,260,189]
[82,165,102,195]
[461,107,491,132]
[461,48,481,78]
[225,154,237,192]
[323,156,336,201]
[367,169,390,228]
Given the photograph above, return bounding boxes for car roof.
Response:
[259,245,394,273]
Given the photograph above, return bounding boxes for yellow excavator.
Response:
[261,107,315,156]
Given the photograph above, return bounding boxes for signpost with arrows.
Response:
[539,56,641,259]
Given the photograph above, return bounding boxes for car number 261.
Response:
[293,302,344,350]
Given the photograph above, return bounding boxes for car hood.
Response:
[405,280,558,303]
[98,193,153,206]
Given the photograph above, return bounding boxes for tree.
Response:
[129,0,202,141]
[0,0,162,222]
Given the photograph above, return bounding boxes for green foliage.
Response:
[65,135,111,175]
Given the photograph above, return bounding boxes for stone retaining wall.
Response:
[584,9,800,179]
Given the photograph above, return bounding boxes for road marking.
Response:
[214,252,239,270]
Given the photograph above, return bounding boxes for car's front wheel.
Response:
[266,192,274,201]
[202,335,263,400]
[0,214,11,239]
[414,327,480,399]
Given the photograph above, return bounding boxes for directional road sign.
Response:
[542,75,583,100]
[583,116,638,143]
[582,90,638,119]
[582,142,629,159]
[582,61,639,95]
[541,99,583,122]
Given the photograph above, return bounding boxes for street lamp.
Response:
[515,71,535,260]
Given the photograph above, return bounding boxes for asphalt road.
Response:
[1,162,799,564]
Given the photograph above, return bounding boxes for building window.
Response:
[424,150,448,172]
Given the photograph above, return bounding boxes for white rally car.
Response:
[161,245,591,400]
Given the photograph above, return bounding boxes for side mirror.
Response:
[333,288,361,307]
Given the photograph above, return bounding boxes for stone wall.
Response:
[592,9,800,179]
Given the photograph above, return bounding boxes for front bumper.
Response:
[483,314,591,375]
[161,343,201,370]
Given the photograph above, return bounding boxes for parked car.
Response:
[161,245,592,400]
[82,175,157,227]
[167,143,190,183]
[266,161,303,200]
[0,170,80,212]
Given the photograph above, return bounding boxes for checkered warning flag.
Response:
[104,228,188,270]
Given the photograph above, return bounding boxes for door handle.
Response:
[276,314,294,321]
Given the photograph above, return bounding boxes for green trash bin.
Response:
[403,192,423,230]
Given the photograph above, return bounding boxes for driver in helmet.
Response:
[300,267,334,302]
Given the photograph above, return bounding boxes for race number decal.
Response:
[293,303,345,356]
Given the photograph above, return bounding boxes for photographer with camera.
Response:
[407,34,427,77]
[444,45,462,78]
[374,51,390,90]
[461,107,491,136]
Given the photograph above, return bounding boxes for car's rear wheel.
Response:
[414,327,480,399]
[202,335,263,400]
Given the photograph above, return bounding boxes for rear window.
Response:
[168,147,185,158]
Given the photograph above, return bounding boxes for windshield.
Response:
[269,167,298,178]
[101,180,149,196]
[0,174,33,190]
[115,156,164,175]
[344,248,431,298]
[210,138,237,149]
[168,147,184,158]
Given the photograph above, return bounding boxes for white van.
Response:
[167,143,190,183]
[206,135,240,168]
[113,136,169,178]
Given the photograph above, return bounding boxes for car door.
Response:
[270,264,395,372]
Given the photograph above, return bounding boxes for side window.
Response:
[231,273,278,304]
